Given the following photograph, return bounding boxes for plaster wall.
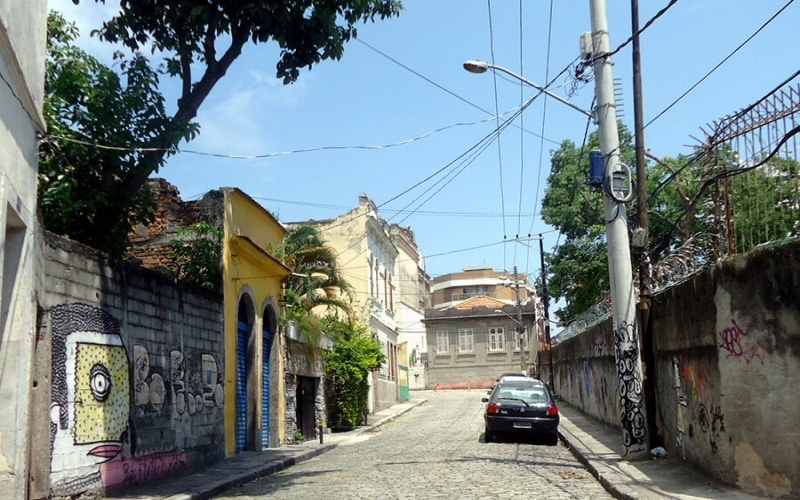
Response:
[0,4,46,497]
[551,238,800,498]
[221,189,289,455]
[43,233,225,498]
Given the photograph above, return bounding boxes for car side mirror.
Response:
[481,398,489,403]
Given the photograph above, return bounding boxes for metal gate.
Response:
[236,319,248,452]
[399,364,410,401]
[261,326,271,448]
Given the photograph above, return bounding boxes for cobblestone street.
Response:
[215,390,611,499]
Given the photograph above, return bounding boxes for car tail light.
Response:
[487,402,500,414]
[546,405,559,417]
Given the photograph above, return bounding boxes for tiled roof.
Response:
[446,295,508,311]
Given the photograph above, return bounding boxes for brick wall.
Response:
[127,178,224,269]
[43,232,225,497]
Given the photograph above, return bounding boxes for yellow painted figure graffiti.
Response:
[50,304,131,496]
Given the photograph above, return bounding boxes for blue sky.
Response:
[50,0,797,317]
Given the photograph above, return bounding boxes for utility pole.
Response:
[589,0,649,459]
[631,0,660,450]
[538,236,554,392]
[512,266,526,374]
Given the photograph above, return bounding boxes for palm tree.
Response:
[276,224,355,368]
[279,224,354,317]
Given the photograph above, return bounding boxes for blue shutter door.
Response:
[261,327,272,448]
[236,320,248,452]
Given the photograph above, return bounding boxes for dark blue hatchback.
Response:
[482,383,559,445]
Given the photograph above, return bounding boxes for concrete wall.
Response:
[550,238,800,498]
[43,233,225,497]
[0,3,47,498]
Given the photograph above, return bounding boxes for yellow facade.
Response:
[221,189,291,456]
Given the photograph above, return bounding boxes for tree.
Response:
[322,316,385,429]
[49,0,401,254]
[278,224,354,316]
[540,124,635,324]
[166,222,224,290]
[39,11,198,256]
[277,224,354,366]
[727,156,800,252]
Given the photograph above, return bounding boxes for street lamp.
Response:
[463,0,650,460]
[463,60,594,119]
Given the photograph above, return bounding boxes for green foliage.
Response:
[323,317,385,429]
[729,156,800,251]
[278,224,354,315]
[42,1,401,256]
[93,0,403,85]
[167,222,223,290]
[279,224,354,368]
[39,11,196,256]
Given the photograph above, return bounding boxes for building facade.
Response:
[389,224,430,390]
[127,180,292,455]
[303,194,402,412]
[424,267,540,388]
[0,2,47,498]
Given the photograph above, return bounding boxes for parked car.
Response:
[482,382,559,445]
[489,374,544,392]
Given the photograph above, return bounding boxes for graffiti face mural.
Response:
[50,303,131,493]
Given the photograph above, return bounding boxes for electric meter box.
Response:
[588,149,604,187]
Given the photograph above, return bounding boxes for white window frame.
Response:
[458,329,474,354]
[435,331,450,355]
[514,328,529,351]
[487,326,506,353]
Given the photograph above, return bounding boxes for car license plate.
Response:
[513,422,532,429]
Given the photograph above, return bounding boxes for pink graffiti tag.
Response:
[718,319,764,364]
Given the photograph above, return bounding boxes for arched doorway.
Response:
[261,304,277,448]
[235,297,253,453]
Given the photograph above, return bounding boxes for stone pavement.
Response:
[105,394,763,500]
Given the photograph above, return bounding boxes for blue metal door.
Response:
[261,326,272,448]
[236,320,248,452]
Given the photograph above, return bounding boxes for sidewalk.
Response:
[557,403,764,499]
[104,396,765,500]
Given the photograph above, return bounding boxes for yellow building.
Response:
[128,180,292,456]
[221,188,292,455]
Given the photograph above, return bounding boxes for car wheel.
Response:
[484,427,494,443]
[546,432,559,446]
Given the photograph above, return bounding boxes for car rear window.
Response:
[497,388,548,403]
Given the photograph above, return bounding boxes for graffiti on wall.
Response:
[672,355,726,455]
[719,318,764,364]
[50,303,224,496]
[613,320,647,454]
[50,303,131,495]
[672,355,688,457]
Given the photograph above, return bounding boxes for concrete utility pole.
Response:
[538,236,554,392]
[511,267,527,373]
[589,0,649,459]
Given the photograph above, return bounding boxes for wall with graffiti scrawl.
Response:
[552,237,800,498]
[42,232,225,497]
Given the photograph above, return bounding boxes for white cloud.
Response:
[47,0,120,62]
